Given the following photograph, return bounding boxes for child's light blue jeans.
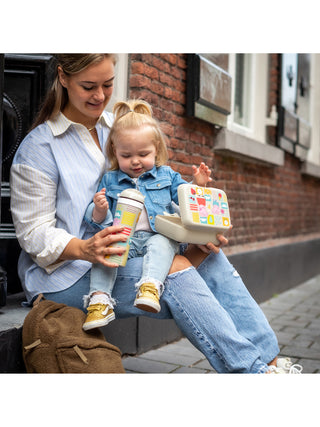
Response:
[89,231,179,296]
[44,249,280,373]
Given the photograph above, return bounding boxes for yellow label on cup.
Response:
[105,189,145,266]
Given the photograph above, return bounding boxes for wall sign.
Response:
[186,54,231,127]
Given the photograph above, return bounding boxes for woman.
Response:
[10,54,299,373]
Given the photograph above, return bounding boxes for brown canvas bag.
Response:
[22,294,125,373]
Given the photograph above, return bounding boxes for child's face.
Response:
[113,125,157,178]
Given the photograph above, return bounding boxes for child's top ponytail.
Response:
[113,99,153,121]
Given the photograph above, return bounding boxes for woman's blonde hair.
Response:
[106,99,169,170]
[31,54,117,129]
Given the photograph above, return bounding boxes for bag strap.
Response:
[24,338,42,351]
[33,293,44,307]
[73,345,89,365]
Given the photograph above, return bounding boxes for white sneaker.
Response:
[267,358,303,374]
[277,357,303,374]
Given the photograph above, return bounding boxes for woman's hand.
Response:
[60,225,129,268]
[196,233,229,254]
[198,225,233,254]
[184,227,232,268]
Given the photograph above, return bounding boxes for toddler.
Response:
[83,99,212,331]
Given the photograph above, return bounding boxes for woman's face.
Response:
[58,57,115,125]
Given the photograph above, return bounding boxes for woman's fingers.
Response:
[83,225,129,263]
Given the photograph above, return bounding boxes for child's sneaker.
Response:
[83,293,115,331]
[134,282,161,313]
[83,304,115,331]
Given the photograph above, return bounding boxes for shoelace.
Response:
[281,358,303,374]
[288,363,303,374]
[268,363,303,374]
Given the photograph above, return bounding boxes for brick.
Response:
[130,61,145,74]
[122,356,178,373]
[129,74,150,89]
[280,345,320,360]
[173,366,214,374]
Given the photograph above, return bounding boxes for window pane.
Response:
[234,54,252,127]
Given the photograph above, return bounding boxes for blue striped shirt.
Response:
[10,111,113,302]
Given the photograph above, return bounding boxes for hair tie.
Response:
[120,109,134,119]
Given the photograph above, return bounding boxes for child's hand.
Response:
[92,188,109,223]
[192,162,213,187]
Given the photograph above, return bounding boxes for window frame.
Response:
[307,54,320,167]
[106,54,129,113]
[227,53,269,145]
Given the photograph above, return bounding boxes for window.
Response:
[215,53,284,167]
[233,54,252,127]
[228,53,269,144]
[300,54,320,176]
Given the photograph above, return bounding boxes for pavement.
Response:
[122,273,320,374]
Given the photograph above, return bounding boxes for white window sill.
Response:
[301,161,320,179]
[214,129,284,167]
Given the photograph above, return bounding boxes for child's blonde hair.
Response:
[106,99,169,170]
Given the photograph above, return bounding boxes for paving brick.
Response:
[135,348,203,367]
[280,345,320,360]
[290,305,320,314]
[293,358,320,374]
[172,366,213,374]
[155,338,204,359]
[192,358,216,372]
[122,356,179,373]
[274,330,299,346]
[275,318,311,328]
[268,321,290,332]
[306,321,320,331]
[287,335,315,348]
[281,325,307,335]
[310,341,320,351]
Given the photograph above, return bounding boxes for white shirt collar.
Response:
[47,110,113,136]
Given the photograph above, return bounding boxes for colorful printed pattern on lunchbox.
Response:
[183,186,230,227]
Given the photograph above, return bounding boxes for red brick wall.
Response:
[129,53,320,248]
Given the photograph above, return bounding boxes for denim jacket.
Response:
[85,165,187,231]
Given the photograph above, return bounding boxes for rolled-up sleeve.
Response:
[10,163,74,273]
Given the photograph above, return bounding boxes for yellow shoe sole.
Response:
[83,312,115,331]
[134,297,160,313]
